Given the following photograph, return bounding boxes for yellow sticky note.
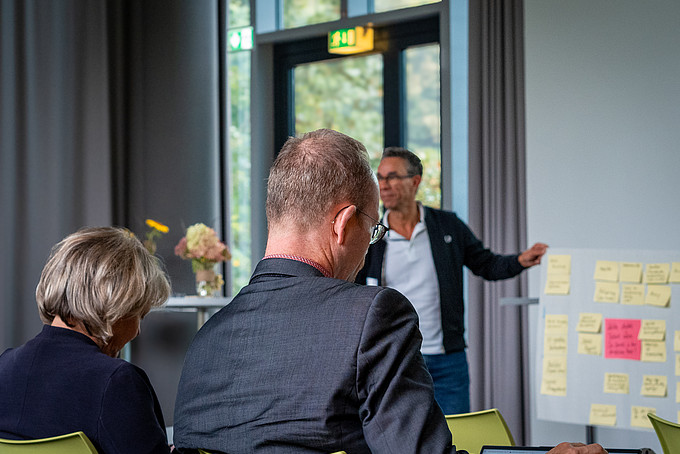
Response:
[604,373,629,394]
[541,357,568,396]
[545,275,570,295]
[638,320,666,341]
[677,382,680,403]
[589,404,617,426]
[631,406,655,428]
[645,285,671,307]
[546,314,569,333]
[641,341,667,363]
[675,331,680,352]
[641,375,667,397]
[543,356,567,375]
[544,333,569,356]
[594,282,620,303]
[620,262,643,283]
[577,313,603,333]
[548,255,571,275]
[676,354,679,376]
[541,374,567,396]
[670,262,680,284]
[645,263,670,284]
[578,333,602,356]
[594,260,619,282]
[621,284,645,305]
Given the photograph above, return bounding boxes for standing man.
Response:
[174,130,454,453]
[357,147,548,415]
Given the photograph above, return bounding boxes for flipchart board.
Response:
[535,248,680,431]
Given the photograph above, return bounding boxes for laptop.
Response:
[480,446,650,454]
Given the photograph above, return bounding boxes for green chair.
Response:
[648,413,680,454]
[445,408,515,454]
[0,431,98,453]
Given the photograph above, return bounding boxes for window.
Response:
[405,43,441,208]
[294,54,384,166]
[227,1,252,293]
[283,0,340,29]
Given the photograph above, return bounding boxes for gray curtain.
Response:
[467,0,530,444]
[0,0,114,352]
[0,0,222,425]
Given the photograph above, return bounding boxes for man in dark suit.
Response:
[173,129,453,453]
[173,129,606,454]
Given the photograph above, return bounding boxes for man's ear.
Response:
[332,205,357,245]
[412,174,422,192]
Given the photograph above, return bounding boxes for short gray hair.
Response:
[266,129,376,230]
[382,146,423,177]
[36,227,171,344]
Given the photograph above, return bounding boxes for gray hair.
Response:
[266,129,376,231]
[36,227,171,345]
[382,146,423,177]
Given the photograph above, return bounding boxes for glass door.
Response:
[275,16,442,206]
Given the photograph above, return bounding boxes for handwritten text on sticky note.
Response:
[594,282,620,303]
[578,333,602,356]
[589,404,616,426]
[631,406,655,428]
[604,373,629,394]
[605,319,641,360]
[621,284,645,305]
[577,313,602,333]
[639,320,666,341]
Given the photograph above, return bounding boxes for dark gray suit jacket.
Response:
[174,258,453,453]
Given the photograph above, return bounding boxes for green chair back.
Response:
[0,431,98,453]
[648,412,680,454]
[445,408,515,454]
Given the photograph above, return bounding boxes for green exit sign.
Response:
[228,26,253,52]
[328,26,373,55]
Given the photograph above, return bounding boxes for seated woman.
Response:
[0,227,172,453]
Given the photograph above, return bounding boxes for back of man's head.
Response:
[266,129,375,232]
[382,146,423,177]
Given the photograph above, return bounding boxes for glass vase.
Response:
[195,269,216,297]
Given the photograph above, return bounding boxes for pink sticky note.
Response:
[604,318,641,360]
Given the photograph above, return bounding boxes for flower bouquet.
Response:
[175,223,231,296]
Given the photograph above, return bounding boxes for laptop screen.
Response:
[480,446,643,454]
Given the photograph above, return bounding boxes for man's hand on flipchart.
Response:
[547,442,608,454]
[518,242,549,268]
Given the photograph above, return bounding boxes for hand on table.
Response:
[547,442,608,454]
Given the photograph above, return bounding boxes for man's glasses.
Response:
[333,206,388,245]
[376,173,415,184]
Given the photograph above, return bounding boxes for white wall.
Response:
[524,0,680,451]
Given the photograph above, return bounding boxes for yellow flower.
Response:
[146,219,169,233]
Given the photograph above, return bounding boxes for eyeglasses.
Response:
[333,206,389,245]
[376,173,415,184]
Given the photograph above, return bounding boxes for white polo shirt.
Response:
[383,204,445,354]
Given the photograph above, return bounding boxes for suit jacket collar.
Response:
[250,257,325,284]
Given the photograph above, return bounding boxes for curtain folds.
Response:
[467,0,530,444]
[0,0,114,351]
